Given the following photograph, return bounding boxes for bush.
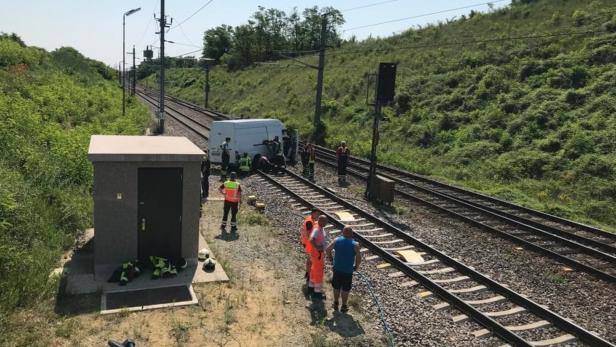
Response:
[572,10,591,26]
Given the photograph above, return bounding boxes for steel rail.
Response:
[320,155,616,282]
[317,150,616,259]
[315,148,616,254]
[258,168,615,347]
[311,144,616,242]
[136,91,209,140]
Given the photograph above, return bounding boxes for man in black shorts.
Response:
[326,226,361,312]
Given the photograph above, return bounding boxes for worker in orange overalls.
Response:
[309,215,328,300]
[300,208,320,288]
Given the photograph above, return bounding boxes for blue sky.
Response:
[1,0,510,66]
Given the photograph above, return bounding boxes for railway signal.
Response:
[365,62,397,201]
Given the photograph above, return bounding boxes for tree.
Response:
[203,25,233,61]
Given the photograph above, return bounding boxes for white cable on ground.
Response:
[354,270,395,347]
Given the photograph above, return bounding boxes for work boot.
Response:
[230,226,237,233]
[341,304,349,313]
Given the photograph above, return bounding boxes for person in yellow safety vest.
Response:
[218,171,241,233]
[239,153,252,175]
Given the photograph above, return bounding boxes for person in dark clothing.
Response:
[326,226,361,312]
[201,154,210,201]
[336,141,350,186]
[220,137,231,181]
[219,172,241,233]
[300,145,310,177]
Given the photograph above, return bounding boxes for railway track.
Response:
[133,91,614,346]
[308,144,616,283]
[135,89,212,140]
[257,168,614,347]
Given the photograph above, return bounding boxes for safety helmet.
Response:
[198,248,210,261]
[203,258,216,271]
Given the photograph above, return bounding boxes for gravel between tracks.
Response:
[290,163,616,345]
[242,174,503,346]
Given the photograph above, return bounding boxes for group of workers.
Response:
[300,209,361,312]
[203,138,360,312]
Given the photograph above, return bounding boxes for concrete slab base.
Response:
[100,285,198,314]
[63,230,228,297]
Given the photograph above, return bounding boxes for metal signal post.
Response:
[365,63,397,201]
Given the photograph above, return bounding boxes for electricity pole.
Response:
[156,0,170,133]
[122,15,126,116]
[132,46,136,96]
[313,15,327,145]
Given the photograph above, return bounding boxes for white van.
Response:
[208,119,286,165]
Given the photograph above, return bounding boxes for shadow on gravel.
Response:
[215,231,239,242]
[325,311,365,338]
[54,290,99,316]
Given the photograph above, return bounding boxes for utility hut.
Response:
[88,135,205,277]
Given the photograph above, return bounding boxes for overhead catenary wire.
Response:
[169,0,215,30]
[327,28,608,56]
[342,0,509,32]
[341,0,402,13]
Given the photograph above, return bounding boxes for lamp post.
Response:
[123,7,141,116]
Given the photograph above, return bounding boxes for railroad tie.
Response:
[417,267,455,275]
[388,271,405,278]
[374,239,404,245]
[399,280,418,287]
[433,295,505,311]
[472,320,550,338]
[406,259,440,267]
[359,228,385,233]
[432,276,470,284]
[497,334,575,347]
[362,233,392,239]
[452,306,525,323]
[383,245,415,252]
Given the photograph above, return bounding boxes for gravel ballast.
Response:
[288,162,616,345]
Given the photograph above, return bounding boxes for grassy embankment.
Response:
[146,0,616,231]
[0,35,151,337]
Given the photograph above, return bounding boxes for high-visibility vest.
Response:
[223,180,240,202]
[239,156,251,172]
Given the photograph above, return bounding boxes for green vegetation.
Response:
[146,0,616,231]
[0,34,150,335]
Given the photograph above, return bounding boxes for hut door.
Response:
[138,168,183,261]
